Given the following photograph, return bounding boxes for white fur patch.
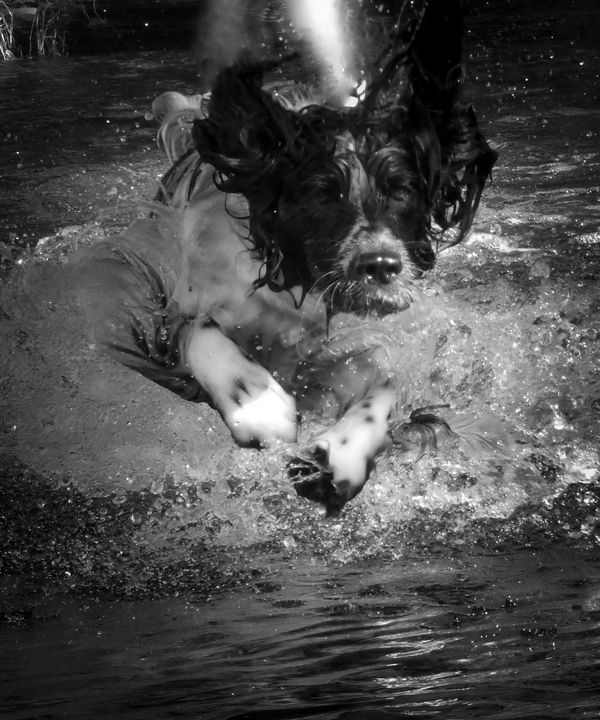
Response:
[228,381,297,446]
[184,325,297,446]
[313,385,395,487]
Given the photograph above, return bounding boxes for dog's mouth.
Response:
[316,248,419,316]
[326,279,415,316]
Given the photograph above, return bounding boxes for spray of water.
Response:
[289,0,357,104]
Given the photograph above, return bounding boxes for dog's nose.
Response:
[354,251,402,284]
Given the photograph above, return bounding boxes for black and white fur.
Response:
[91,0,497,514]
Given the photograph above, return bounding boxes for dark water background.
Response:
[1,0,600,718]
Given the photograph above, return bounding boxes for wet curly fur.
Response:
[159,4,496,314]
[108,0,497,514]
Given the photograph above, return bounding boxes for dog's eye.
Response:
[380,176,412,200]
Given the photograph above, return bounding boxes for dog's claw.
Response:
[287,449,339,513]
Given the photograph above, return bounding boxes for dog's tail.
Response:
[152,91,207,163]
[151,91,212,208]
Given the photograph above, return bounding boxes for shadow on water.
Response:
[1,0,600,717]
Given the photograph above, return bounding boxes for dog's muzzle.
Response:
[336,245,416,315]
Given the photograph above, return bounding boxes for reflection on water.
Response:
[1,0,600,717]
[2,551,600,719]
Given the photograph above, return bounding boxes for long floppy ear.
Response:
[409,0,498,247]
[192,62,294,201]
[361,0,497,247]
[362,0,466,122]
[408,0,465,114]
[431,103,498,247]
[193,59,342,197]
[192,60,342,290]
[191,61,303,288]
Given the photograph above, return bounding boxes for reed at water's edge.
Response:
[0,0,98,59]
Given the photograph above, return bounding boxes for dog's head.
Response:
[192,0,497,317]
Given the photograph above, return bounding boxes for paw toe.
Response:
[288,447,362,515]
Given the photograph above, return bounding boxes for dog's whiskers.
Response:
[293,274,342,362]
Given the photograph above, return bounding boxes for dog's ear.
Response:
[360,0,444,117]
[362,0,464,116]
[192,60,343,291]
[408,0,465,115]
[408,0,498,246]
[192,61,303,204]
[431,104,498,246]
[361,0,497,246]
[192,61,303,289]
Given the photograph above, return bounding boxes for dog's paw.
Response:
[225,371,298,447]
[185,325,297,447]
[289,386,395,514]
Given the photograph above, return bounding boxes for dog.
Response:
[83,0,497,514]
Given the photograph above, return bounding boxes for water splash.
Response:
[289,0,357,104]
[1,215,599,596]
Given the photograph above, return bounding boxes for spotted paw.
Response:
[289,386,395,514]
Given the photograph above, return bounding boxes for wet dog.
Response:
[88,0,497,514]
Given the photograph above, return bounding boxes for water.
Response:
[3,550,600,719]
[1,0,600,717]
[0,52,199,261]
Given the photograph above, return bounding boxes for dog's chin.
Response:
[325,281,414,317]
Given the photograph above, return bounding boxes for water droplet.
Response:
[283,535,297,550]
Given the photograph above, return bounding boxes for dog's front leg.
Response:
[290,385,396,515]
[183,322,297,447]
